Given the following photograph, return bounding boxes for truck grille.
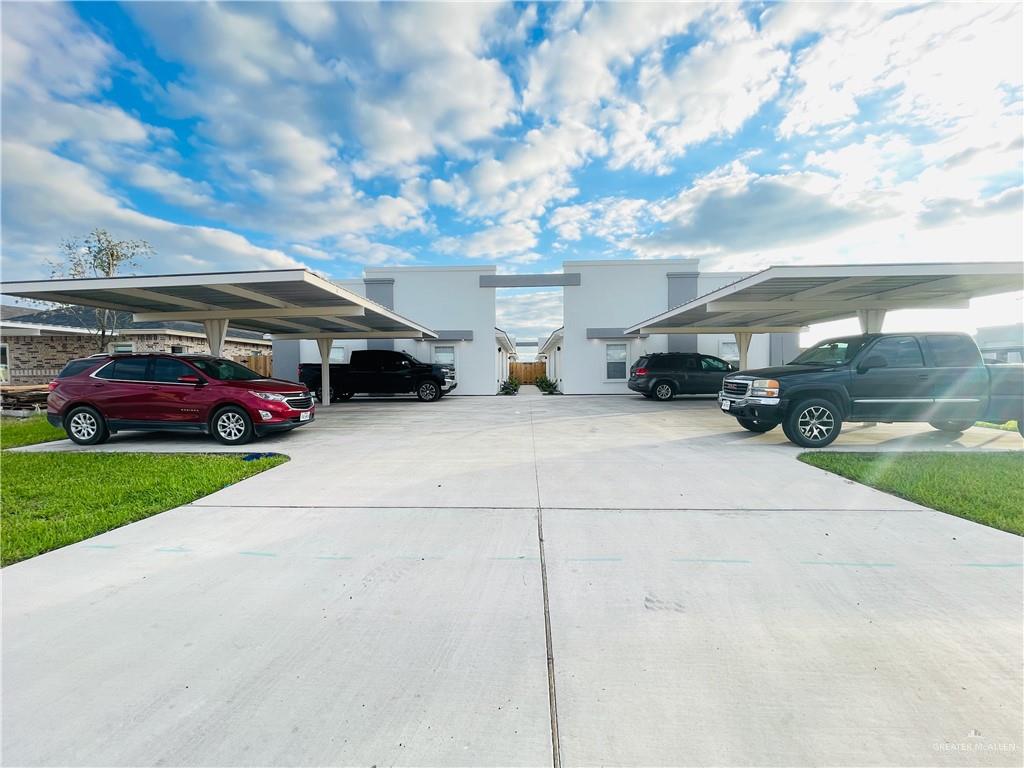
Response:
[722,379,749,397]
[285,395,313,410]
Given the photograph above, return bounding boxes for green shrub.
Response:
[499,376,520,395]
[535,375,560,394]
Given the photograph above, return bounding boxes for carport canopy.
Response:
[625,261,1024,369]
[0,269,438,405]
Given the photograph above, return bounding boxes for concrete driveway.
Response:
[4,395,1022,766]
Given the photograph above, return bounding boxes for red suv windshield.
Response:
[188,358,264,381]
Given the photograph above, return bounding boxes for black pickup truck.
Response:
[718,332,1024,447]
[298,349,456,402]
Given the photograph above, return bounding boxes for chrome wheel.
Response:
[69,411,98,440]
[797,406,835,442]
[418,382,438,401]
[217,411,246,441]
[654,383,673,400]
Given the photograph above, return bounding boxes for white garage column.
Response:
[857,309,886,333]
[734,331,753,370]
[316,338,333,407]
[203,319,230,357]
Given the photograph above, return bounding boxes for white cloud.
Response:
[0,141,301,280]
[436,221,539,260]
[496,289,564,341]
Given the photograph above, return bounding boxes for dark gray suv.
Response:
[628,353,737,401]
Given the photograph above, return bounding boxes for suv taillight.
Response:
[635,367,648,376]
[47,380,58,391]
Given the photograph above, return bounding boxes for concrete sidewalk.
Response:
[3,396,1022,766]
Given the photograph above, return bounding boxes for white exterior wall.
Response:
[366,266,498,395]
[559,261,772,394]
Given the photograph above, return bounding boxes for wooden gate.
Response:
[238,354,273,377]
[509,361,546,384]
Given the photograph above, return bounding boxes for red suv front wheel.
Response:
[211,406,254,445]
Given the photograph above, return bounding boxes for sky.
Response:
[2,1,1022,343]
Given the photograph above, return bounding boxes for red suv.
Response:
[47,354,315,446]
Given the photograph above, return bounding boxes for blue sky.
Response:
[2,2,1022,339]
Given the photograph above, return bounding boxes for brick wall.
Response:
[1,333,271,384]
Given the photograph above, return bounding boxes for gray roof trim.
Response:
[433,330,474,341]
[587,327,650,339]
[480,273,581,288]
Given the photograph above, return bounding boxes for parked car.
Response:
[628,352,738,400]
[718,333,1024,448]
[47,354,314,446]
[298,349,456,402]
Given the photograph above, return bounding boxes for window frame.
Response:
[924,334,983,368]
[605,343,628,381]
[432,344,456,368]
[109,341,135,354]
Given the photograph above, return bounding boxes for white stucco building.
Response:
[272,259,799,395]
[539,259,798,394]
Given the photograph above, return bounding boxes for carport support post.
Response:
[316,338,333,407]
[857,309,886,334]
[203,319,230,357]
[734,332,753,370]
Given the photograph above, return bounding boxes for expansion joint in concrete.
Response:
[529,401,562,768]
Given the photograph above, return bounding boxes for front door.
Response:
[696,355,732,394]
[848,336,932,420]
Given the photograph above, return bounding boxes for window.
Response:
[867,336,924,368]
[433,345,456,367]
[152,358,196,383]
[792,336,869,365]
[701,356,731,371]
[329,342,346,363]
[380,352,412,372]
[0,343,8,384]
[606,343,627,380]
[58,359,96,378]
[188,358,262,381]
[96,357,150,381]
[926,335,982,368]
[683,356,698,370]
[719,340,739,362]
[170,345,186,355]
[110,342,134,354]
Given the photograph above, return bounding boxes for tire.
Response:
[64,405,109,446]
[782,398,843,448]
[314,386,334,404]
[211,406,255,445]
[336,392,354,401]
[652,381,675,401]
[417,380,441,402]
[737,417,776,433]
[928,420,974,433]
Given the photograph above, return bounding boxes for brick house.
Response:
[0,308,271,384]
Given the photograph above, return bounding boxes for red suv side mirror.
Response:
[177,375,204,386]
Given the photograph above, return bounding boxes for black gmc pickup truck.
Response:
[719,332,1024,447]
[298,349,456,402]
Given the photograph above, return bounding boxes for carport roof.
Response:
[625,261,1024,334]
[0,269,438,339]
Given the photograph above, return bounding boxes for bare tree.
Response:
[45,229,154,352]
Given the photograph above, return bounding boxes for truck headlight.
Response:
[750,379,780,397]
[250,391,288,402]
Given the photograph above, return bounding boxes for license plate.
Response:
[720,400,730,411]
[300,411,311,421]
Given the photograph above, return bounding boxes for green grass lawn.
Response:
[1,414,66,449]
[976,420,1019,432]
[799,451,1024,536]
[1,453,287,566]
